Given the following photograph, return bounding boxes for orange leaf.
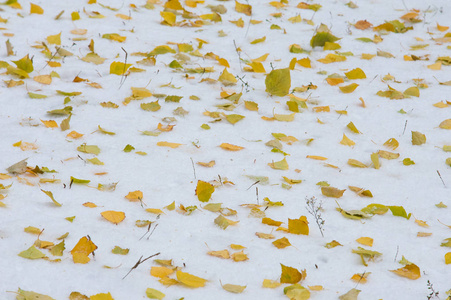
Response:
[157,141,183,148]
[70,236,97,264]
[157,123,175,132]
[125,190,143,202]
[41,120,58,128]
[101,210,125,224]
[66,131,84,139]
[390,263,421,280]
[355,20,372,30]
[220,143,244,151]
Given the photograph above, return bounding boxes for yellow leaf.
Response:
[262,279,281,288]
[41,119,58,128]
[340,134,355,146]
[274,113,295,121]
[207,249,230,259]
[411,131,426,145]
[160,11,176,26]
[417,232,432,237]
[67,131,84,139]
[101,211,125,224]
[250,36,266,45]
[218,68,237,86]
[220,143,244,151]
[110,61,132,75]
[297,57,311,68]
[30,3,44,14]
[437,23,449,32]
[288,217,309,235]
[361,53,376,60]
[347,122,361,133]
[348,159,367,168]
[268,158,289,170]
[345,68,366,79]
[196,180,215,202]
[197,160,215,167]
[326,77,344,86]
[312,106,330,112]
[273,237,292,249]
[47,32,61,45]
[235,0,252,16]
[146,288,165,300]
[70,236,97,264]
[378,150,399,160]
[229,18,244,28]
[90,293,114,300]
[383,138,399,150]
[433,101,449,108]
[371,153,380,169]
[151,266,174,278]
[146,208,164,215]
[231,250,248,261]
[244,101,259,111]
[157,141,183,148]
[321,186,345,198]
[176,270,207,288]
[356,237,373,247]
[222,283,246,293]
[414,218,429,227]
[265,68,291,97]
[339,83,359,93]
[280,264,303,284]
[350,272,370,284]
[247,61,265,73]
[439,119,451,129]
[116,13,131,20]
[41,189,62,206]
[131,87,152,99]
[445,252,451,264]
[283,177,302,184]
[83,202,97,208]
[390,263,421,280]
[262,217,283,226]
[427,62,441,70]
[256,232,275,239]
[102,33,126,42]
[317,53,346,64]
[24,226,42,234]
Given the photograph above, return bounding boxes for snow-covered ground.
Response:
[1,0,450,299]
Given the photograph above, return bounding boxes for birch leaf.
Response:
[411,131,426,145]
[439,119,451,129]
[339,289,361,300]
[288,217,309,235]
[196,180,215,202]
[222,283,246,293]
[348,159,367,168]
[110,61,132,75]
[176,270,207,288]
[280,264,303,284]
[321,186,345,198]
[390,263,421,280]
[268,158,289,170]
[41,189,62,206]
[340,134,355,146]
[220,143,244,151]
[70,236,97,264]
[16,288,54,300]
[101,210,126,224]
[146,288,165,300]
[345,68,366,79]
[18,245,46,259]
[273,237,291,249]
[265,68,291,97]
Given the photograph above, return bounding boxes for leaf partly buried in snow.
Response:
[390,263,421,280]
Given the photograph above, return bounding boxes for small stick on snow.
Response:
[122,252,160,279]
[437,170,446,187]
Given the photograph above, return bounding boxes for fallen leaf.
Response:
[196,180,215,202]
[16,288,54,300]
[390,263,421,280]
[265,68,291,97]
[222,283,246,293]
[220,143,244,151]
[157,141,183,148]
[273,237,292,249]
[321,186,345,198]
[176,270,207,288]
[70,236,97,263]
[280,264,304,284]
[101,211,126,224]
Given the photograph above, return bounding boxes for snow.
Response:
[0,0,450,299]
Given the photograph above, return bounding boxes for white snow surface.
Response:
[0,0,451,299]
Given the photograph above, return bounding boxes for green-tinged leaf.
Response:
[321,186,345,198]
[16,288,54,300]
[268,158,289,170]
[388,205,411,219]
[112,246,129,255]
[56,90,82,97]
[441,238,451,248]
[361,203,388,215]
[87,158,104,165]
[403,158,415,165]
[41,189,62,206]
[265,68,291,97]
[226,114,245,124]
[339,288,361,300]
[13,55,34,73]
[47,106,73,115]
[28,92,47,99]
[222,283,246,293]
[50,240,65,256]
[70,176,90,184]
[123,144,135,152]
[203,203,222,212]
[149,45,176,56]
[165,95,182,102]
[18,246,46,259]
[77,144,100,155]
[311,32,340,47]
[146,288,165,299]
[110,61,132,75]
[284,284,311,300]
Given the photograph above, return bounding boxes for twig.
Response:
[119,47,128,89]
[190,157,197,180]
[437,170,446,187]
[40,46,60,71]
[394,245,399,262]
[354,271,366,289]
[246,180,260,190]
[256,187,259,204]
[402,120,408,135]
[122,252,160,279]
[139,223,158,241]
